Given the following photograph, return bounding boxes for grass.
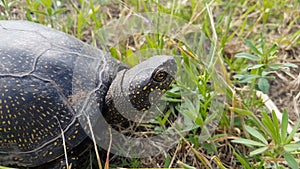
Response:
[1,0,300,168]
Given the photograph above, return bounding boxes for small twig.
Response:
[54,117,69,169]
[168,143,181,168]
[104,127,112,169]
[86,116,103,169]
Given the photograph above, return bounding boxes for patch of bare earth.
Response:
[269,46,300,122]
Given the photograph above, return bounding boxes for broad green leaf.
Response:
[249,146,268,156]
[247,64,265,70]
[284,142,300,152]
[282,62,298,68]
[233,74,260,83]
[269,63,298,70]
[268,64,282,70]
[245,125,268,145]
[232,138,266,147]
[281,110,288,142]
[235,53,260,61]
[284,152,299,169]
[245,40,262,55]
[258,78,270,94]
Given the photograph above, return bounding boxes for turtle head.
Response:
[104,55,177,123]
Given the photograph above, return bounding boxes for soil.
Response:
[268,47,300,122]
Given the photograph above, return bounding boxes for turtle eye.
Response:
[153,70,168,82]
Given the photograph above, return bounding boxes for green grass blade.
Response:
[231,107,253,116]
[265,43,278,56]
[177,161,197,169]
[271,111,280,140]
[248,64,265,70]
[249,146,268,156]
[245,40,262,56]
[235,53,260,61]
[0,166,16,169]
[261,112,279,143]
[233,74,261,83]
[286,119,300,144]
[284,142,300,152]
[233,151,252,169]
[281,109,288,143]
[212,156,227,169]
[284,152,299,169]
[232,138,266,147]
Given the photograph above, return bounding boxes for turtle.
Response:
[0,20,177,168]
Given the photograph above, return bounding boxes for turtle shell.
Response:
[0,20,125,167]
